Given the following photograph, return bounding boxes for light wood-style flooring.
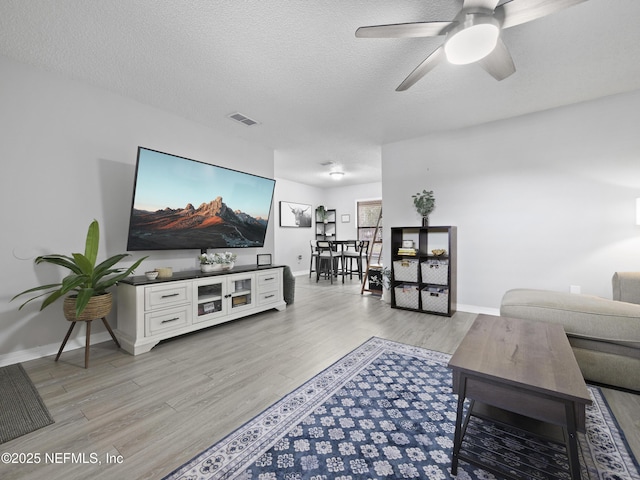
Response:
[2,277,638,479]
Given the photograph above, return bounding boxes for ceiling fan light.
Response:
[329,171,345,180]
[444,17,500,65]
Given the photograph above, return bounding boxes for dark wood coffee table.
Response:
[448,314,592,480]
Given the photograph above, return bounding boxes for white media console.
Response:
[116,264,286,355]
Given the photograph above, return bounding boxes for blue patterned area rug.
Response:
[164,337,639,480]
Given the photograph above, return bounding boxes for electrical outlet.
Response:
[570,285,581,294]
[297,254,302,261]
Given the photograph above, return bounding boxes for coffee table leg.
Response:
[451,383,466,475]
[565,403,581,480]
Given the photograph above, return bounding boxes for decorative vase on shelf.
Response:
[221,262,234,271]
[412,190,435,228]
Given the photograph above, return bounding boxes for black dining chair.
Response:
[342,240,369,280]
[339,240,357,279]
[316,240,336,283]
[309,240,319,278]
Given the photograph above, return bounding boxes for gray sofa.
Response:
[500,272,640,391]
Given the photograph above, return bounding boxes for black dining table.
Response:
[328,239,356,249]
[319,240,359,282]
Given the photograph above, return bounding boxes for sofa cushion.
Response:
[500,288,640,349]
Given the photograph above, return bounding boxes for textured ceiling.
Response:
[1,0,640,187]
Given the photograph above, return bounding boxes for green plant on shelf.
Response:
[316,205,328,222]
[412,189,435,225]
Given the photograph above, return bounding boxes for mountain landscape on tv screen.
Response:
[127,196,268,250]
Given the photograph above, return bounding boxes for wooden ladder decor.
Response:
[361,207,383,295]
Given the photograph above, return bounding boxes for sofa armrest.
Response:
[500,288,640,348]
[612,272,640,305]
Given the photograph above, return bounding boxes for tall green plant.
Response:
[12,220,147,317]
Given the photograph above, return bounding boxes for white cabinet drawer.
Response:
[145,283,190,310]
[145,305,190,336]
[257,290,280,306]
[257,271,280,291]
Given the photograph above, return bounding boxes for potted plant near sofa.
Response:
[13,219,147,319]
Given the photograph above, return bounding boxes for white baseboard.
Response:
[0,331,112,368]
[286,272,500,315]
[456,304,500,316]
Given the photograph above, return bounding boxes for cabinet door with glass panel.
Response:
[194,272,256,323]
[194,276,228,323]
[226,272,255,314]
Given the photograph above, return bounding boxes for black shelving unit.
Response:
[390,226,457,316]
[316,209,336,240]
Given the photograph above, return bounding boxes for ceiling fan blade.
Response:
[355,21,454,38]
[462,0,500,13]
[496,0,588,29]
[478,38,516,81]
[396,45,446,91]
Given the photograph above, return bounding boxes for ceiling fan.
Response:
[355,0,587,91]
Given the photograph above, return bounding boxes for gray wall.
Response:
[273,178,325,275]
[4,48,639,363]
[323,182,382,241]
[1,55,275,364]
[382,90,640,312]
[273,178,382,275]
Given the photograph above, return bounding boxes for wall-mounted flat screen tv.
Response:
[126,147,276,251]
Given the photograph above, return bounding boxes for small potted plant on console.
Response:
[199,251,237,273]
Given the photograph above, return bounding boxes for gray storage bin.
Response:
[393,259,418,282]
[421,287,449,314]
[394,284,419,309]
[421,259,448,285]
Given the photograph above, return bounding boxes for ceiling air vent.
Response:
[228,112,260,127]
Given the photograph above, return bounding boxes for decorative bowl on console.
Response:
[145,270,159,280]
[201,263,223,273]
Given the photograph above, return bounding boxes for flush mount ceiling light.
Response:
[444,15,500,65]
[329,171,345,180]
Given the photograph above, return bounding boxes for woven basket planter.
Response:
[63,292,113,321]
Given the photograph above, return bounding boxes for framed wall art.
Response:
[279,201,312,227]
